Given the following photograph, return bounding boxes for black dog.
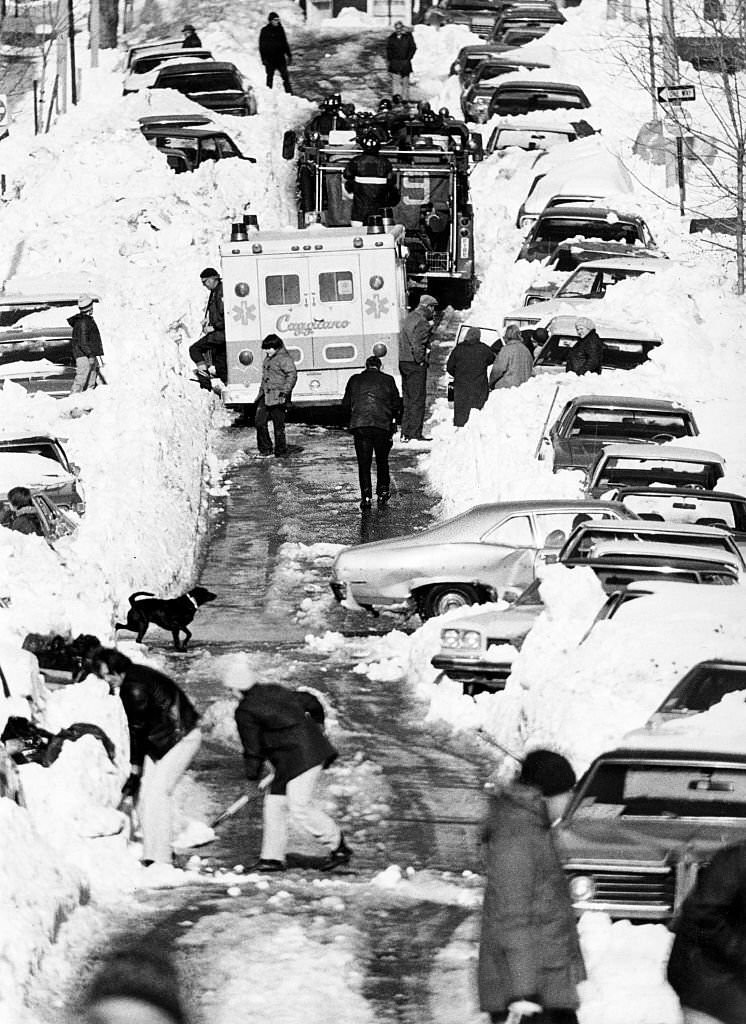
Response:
[115,587,216,650]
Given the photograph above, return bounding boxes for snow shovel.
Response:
[210,772,274,829]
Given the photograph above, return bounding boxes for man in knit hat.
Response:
[189,267,225,391]
[566,317,603,376]
[399,294,438,441]
[67,295,105,393]
[479,748,585,1024]
[258,12,292,92]
[223,656,351,873]
[182,23,201,47]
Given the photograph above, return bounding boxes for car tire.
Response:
[418,583,480,619]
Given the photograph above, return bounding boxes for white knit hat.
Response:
[219,652,258,691]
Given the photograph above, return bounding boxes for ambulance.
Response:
[220,223,408,409]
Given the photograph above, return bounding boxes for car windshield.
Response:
[565,407,694,442]
[492,89,588,115]
[566,526,735,560]
[0,300,78,329]
[595,456,721,490]
[622,493,743,529]
[157,70,241,93]
[571,761,746,820]
[132,53,182,73]
[533,218,642,247]
[661,663,746,713]
[589,564,736,587]
[494,128,574,151]
[557,267,647,298]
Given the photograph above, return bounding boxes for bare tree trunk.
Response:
[737,140,744,294]
[99,0,117,48]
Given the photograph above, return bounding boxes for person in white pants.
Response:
[224,657,351,873]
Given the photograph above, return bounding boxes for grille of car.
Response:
[568,868,675,908]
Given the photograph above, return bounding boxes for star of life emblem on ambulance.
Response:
[233,301,257,325]
[365,294,389,319]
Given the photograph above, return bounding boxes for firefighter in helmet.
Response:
[342,128,400,227]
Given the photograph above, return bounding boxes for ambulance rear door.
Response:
[256,257,314,375]
[307,252,364,378]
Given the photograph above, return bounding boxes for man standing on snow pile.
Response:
[446,326,496,427]
[341,353,402,512]
[258,12,292,93]
[342,129,400,227]
[667,838,746,1024]
[223,655,351,873]
[566,317,603,375]
[479,749,586,1024]
[182,23,201,47]
[399,294,437,442]
[189,267,226,391]
[489,324,534,392]
[68,295,105,393]
[255,333,298,458]
[386,21,417,100]
[90,648,202,869]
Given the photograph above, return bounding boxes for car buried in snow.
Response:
[612,487,746,557]
[484,116,594,157]
[149,61,258,117]
[646,659,746,727]
[123,46,213,94]
[0,436,84,513]
[486,80,591,120]
[530,315,662,373]
[517,205,656,263]
[423,0,504,37]
[138,116,256,173]
[541,395,699,473]
[329,499,636,619]
[460,56,552,122]
[557,732,746,920]
[521,245,666,305]
[584,443,727,498]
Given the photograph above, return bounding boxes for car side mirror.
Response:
[501,587,522,603]
[282,130,297,160]
[468,132,484,162]
[541,550,559,564]
[70,462,80,475]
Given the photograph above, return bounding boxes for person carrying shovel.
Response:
[221,655,351,873]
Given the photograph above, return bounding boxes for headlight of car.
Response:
[472,95,490,107]
[569,875,596,901]
[441,629,462,648]
[461,630,482,649]
[519,215,537,229]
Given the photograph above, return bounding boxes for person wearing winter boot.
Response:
[255,333,298,457]
[223,656,351,873]
[479,749,585,1024]
[341,354,402,512]
[258,12,292,92]
[189,268,226,391]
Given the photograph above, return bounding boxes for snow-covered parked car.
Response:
[517,205,656,263]
[139,116,256,174]
[330,500,635,619]
[558,730,746,920]
[123,47,213,94]
[522,242,665,305]
[149,61,258,117]
[584,443,726,497]
[543,395,699,473]
[613,487,746,558]
[646,659,746,727]
[460,55,552,121]
[486,80,591,120]
[0,436,84,512]
[484,114,588,157]
[531,315,662,373]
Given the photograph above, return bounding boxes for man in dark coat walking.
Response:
[224,657,351,873]
[386,22,417,100]
[189,267,226,390]
[258,12,292,92]
[90,648,202,867]
[399,294,437,441]
[446,326,495,427]
[68,294,105,392]
[342,354,402,511]
[566,317,603,375]
[342,129,399,226]
[479,749,585,1024]
[667,839,746,1024]
[182,23,201,47]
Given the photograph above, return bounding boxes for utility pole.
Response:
[67,0,77,104]
[660,0,680,188]
[90,0,99,68]
[644,0,657,122]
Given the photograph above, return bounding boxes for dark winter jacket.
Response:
[490,336,534,390]
[205,281,225,338]
[342,367,402,433]
[386,30,417,75]
[9,505,43,537]
[182,30,202,47]
[259,22,291,66]
[446,336,495,427]
[67,312,104,359]
[478,781,585,1013]
[566,329,603,375]
[119,663,200,768]
[667,841,746,1024]
[342,152,399,224]
[258,346,298,406]
[399,308,433,364]
[234,684,338,794]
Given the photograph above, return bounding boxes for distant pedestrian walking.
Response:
[479,749,585,1024]
[386,22,417,100]
[490,323,534,391]
[90,648,202,867]
[342,354,402,511]
[399,294,437,441]
[667,839,746,1024]
[223,656,351,873]
[259,12,292,93]
[566,317,603,375]
[189,267,226,390]
[68,295,105,393]
[182,23,201,47]
[255,333,297,457]
[446,326,495,427]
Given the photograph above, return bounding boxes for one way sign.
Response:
[657,85,696,103]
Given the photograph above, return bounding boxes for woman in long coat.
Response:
[479,750,585,1024]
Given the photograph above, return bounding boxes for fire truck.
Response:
[219,223,408,409]
[283,112,482,308]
